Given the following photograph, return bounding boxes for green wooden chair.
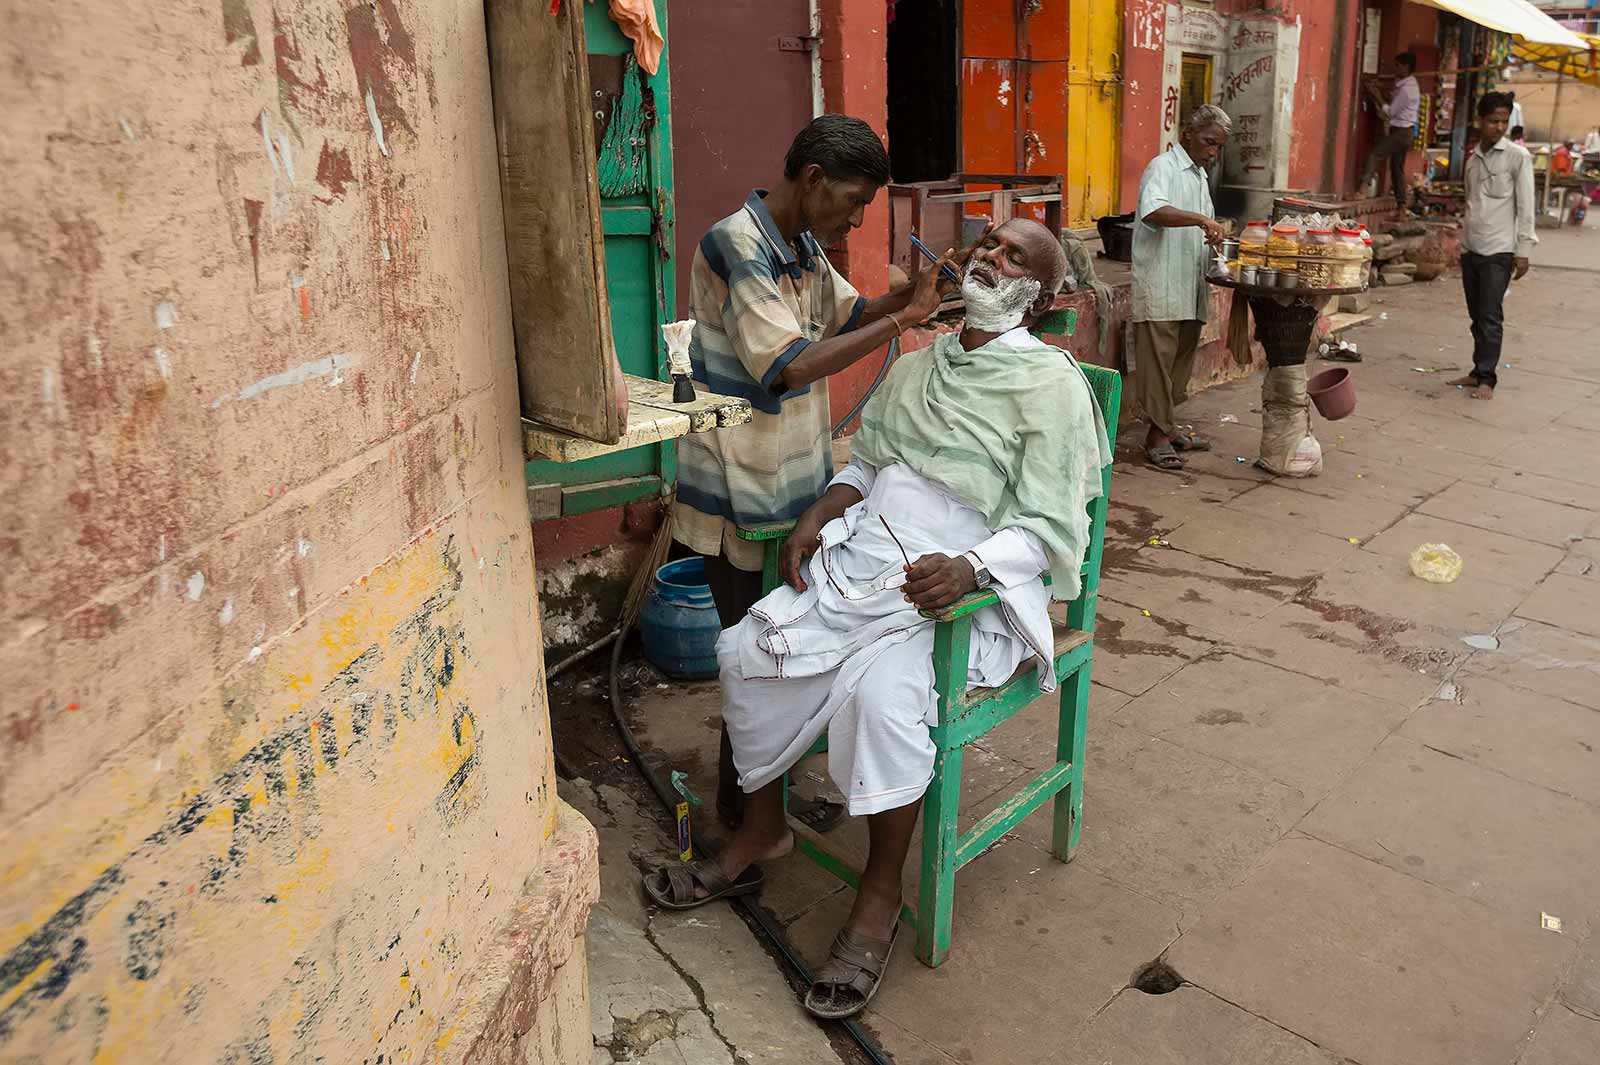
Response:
[735,359,1120,968]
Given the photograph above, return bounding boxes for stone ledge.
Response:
[430,800,602,1065]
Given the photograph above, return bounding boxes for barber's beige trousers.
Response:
[1131,319,1203,436]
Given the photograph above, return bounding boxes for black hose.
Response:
[604,626,896,1065]
[832,337,900,438]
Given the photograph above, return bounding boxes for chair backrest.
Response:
[1071,363,1121,626]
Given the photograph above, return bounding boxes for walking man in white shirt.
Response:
[1450,92,1535,402]
[1131,105,1231,471]
[1360,52,1421,209]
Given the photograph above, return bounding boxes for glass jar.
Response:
[1267,222,1301,271]
[1239,220,1271,267]
[1299,228,1335,288]
[1331,227,1366,287]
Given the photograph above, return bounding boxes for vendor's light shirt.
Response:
[1386,75,1421,129]
[1464,137,1538,259]
[1132,142,1213,323]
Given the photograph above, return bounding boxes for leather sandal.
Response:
[803,925,899,1020]
[1145,444,1184,471]
[642,859,763,911]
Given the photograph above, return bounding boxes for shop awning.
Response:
[1408,0,1589,48]
[1513,31,1600,89]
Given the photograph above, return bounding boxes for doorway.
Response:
[1180,53,1214,128]
[887,0,959,183]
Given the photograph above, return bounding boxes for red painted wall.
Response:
[819,0,894,425]
[1121,0,1171,214]
[1288,0,1364,193]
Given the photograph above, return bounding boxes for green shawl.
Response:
[851,329,1112,600]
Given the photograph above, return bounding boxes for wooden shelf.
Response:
[522,374,753,462]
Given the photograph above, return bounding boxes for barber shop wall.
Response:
[2,2,597,1062]
[819,0,896,427]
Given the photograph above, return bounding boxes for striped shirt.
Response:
[673,190,865,570]
[1132,143,1213,323]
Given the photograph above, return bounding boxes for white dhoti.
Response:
[719,462,1055,816]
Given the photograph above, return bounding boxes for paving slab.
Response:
[994,720,1315,916]
[1554,547,1599,582]
[1115,653,1410,795]
[1101,550,1301,641]
[1301,736,1600,935]
[1223,480,1414,543]
[1167,837,1575,1065]
[1156,515,1358,580]
[1503,426,1600,488]
[859,1015,962,1065]
[651,906,846,1065]
[1361,512,1566,592]
[1335,429,1490,480]
[633,1010,736,1065]
[1307,552,1530,647]
[1462,465,1600,512]
[1517,1006,1600,1065]
[1517,573,1600,638]
[1457,618,1600,712]
[1104,468,1252,545]
[783,840,1180,1064]
[1088,596,1225,696]
[760,740,1036,902]
[1400,673,1600,807]
[1562,929,1600,1017]
[1377,409,1524,459]
[1417,480,1596,548]
[1055,986,1339,1065]
[587,909,701,1046]
[974,683,1132,772]
[1307,448,1462,506]
[1231,598,1446,707]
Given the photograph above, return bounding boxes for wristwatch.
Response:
[962,551,992,590]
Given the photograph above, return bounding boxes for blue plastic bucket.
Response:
[640,557,722,679]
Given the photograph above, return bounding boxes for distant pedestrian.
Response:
[1131,104,1231,471]
[1360,52,1421,209]
[1450,92,1535,402]
[1510,125,1525,146]
[1584,126,1600,156]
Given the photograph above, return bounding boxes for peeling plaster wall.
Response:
[0,2,587,1062]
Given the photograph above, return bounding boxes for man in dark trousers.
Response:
[1449,92,1535,401]
[671,115,954,829]
[1360,52,1421,209]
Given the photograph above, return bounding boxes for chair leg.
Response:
[1051,664,1091,863]
[915,744,964,968]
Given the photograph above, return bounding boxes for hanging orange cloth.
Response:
[609,0,664,75]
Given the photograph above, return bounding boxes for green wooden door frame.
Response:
[524,0,678,517]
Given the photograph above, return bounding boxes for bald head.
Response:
[994,218,1070,296]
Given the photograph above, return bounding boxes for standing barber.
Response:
[1360,52,1421,209]
[672,114,954,829]
[1449,92,1535,402]
[1132,104,1231,472]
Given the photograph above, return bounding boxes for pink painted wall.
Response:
[820,0,896,425]
[0,1,595,1061]
[1121,0,1172,214]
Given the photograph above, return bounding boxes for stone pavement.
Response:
[569,222,1600,1065]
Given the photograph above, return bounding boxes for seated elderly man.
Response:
[644,218,1110,1019]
